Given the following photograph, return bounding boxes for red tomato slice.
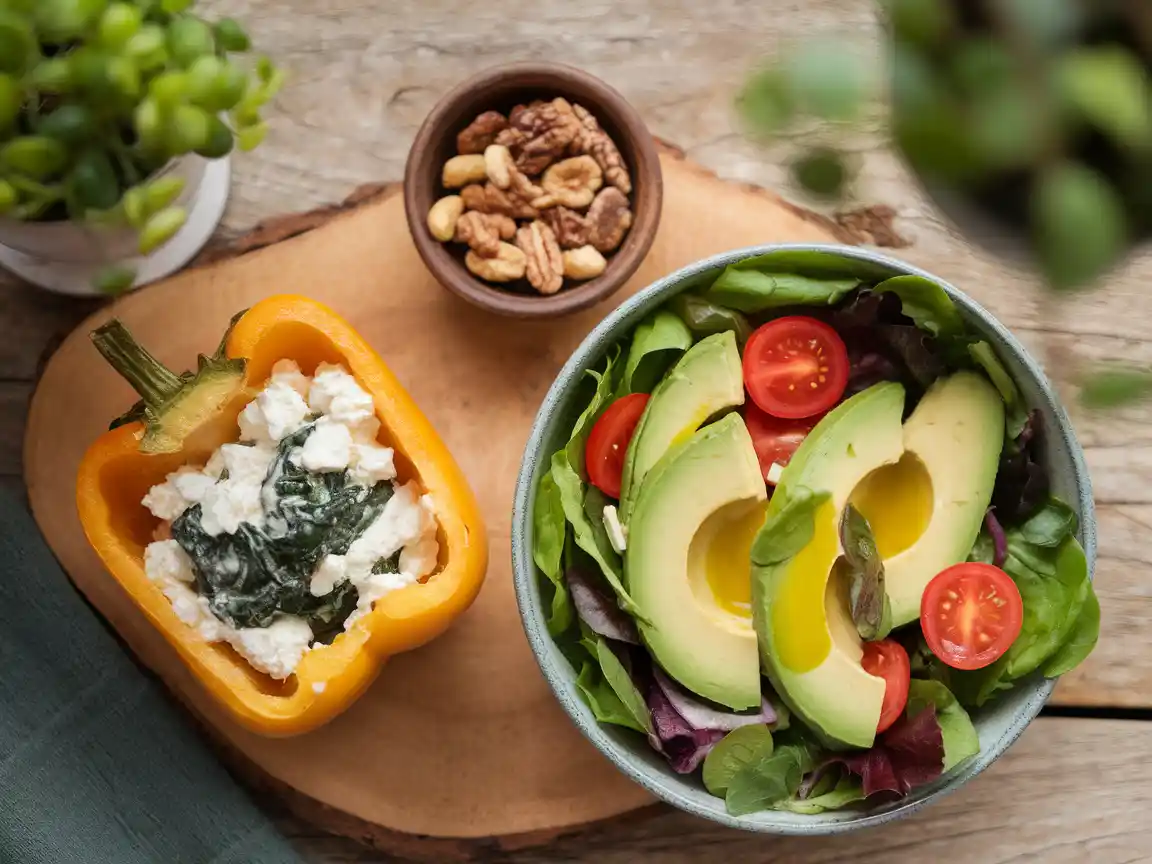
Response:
[861,639,911,734]
[921,563,1024,671]
[585,393,650,499]
[744,402,817,483]
[743,316,849,419]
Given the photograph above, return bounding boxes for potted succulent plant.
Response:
[0,0,282,295]
[739,0,1151,295]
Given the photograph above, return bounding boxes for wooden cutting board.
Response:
[23,146,905,859]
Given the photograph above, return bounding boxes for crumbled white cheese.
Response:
[227,617,314,680]
[348,442,396,487]
[312,681,327,694]
[309,553,348,598]
[270,359,311,398]
[301,416,353,473]
[239,379,310,444]
[308,363,379,441]
[197,444,276,536]
[141,361,439,679]
[766,461,785,486]
[603,504,627,554]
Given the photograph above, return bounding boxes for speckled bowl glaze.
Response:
[511,244,1096,834]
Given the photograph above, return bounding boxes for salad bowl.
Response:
[511,244,1096,834]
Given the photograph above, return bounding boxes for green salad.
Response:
[533,249,1099,815]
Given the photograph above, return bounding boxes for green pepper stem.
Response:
[91,319,184,409]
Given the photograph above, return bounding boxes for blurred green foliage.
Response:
[0,0,283,292]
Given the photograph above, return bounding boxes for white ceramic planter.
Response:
[0,154,232,297]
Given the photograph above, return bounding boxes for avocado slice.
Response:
[619,331,745,521]
[626,412,766,710]
[856,371,1005,625]
[754,383,906,749]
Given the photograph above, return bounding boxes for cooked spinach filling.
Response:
[171,424,393,639]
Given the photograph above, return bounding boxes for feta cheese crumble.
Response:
[141,360,440,680]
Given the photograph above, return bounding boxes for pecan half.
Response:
[515,220,564,295]
[572,103,632,195]
[587,187,633,253]
[542,206,590,249]
[457,111,508,155]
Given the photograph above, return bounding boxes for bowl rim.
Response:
[511,242,1096,834]
[403,61,663,319]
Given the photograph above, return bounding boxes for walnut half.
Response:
[454,211,516,257]
[587,187,633,253]
[466,243,526,282]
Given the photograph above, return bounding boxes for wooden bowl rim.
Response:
[403,62,663,319]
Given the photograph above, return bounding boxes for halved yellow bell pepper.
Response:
[75,295,487,736]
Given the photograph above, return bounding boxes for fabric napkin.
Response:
[0,487,305,864]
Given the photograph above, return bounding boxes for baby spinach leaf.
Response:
[776,775,866,814]
[575,659,646,733]
[838,503,892,641]
[702,724,774,796]
[1002,536,1090,679]
[532,469,573,636]
[706,266,860,313]
[621,309,693,395]
[750,486,831,566]
[724,249,896,281]
[667,293,753,345]
[873,275,964,337]
[595,638,652,734]
[1019,499,1078,548]
[906,680,980,771]
[724,743,811,816]
[968,529,995,564]
[1043,584,1101,677]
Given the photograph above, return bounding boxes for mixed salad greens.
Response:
[532,249,1099,816]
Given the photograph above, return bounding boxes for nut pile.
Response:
[426,98,634,295]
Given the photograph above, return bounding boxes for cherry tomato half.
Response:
[744,401,818,483]
[585,393,649,499]
[921,563,1024,671]
[861,639,911,734]
[743,316,849,420]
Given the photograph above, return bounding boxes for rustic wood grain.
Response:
[281,718,1152,864]
[3,0,1151,860]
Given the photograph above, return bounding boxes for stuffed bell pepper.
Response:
[76,295,487,736]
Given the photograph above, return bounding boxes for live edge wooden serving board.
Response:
[25,148,904,857]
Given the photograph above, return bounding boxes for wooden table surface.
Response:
[4,1,1151,861]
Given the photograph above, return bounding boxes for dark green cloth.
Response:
[0,488,305,864]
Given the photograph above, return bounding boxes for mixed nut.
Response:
[425,98,635,295]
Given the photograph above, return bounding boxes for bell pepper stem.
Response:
[91,319,185,409]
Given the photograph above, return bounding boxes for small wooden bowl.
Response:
[404,63,663,319]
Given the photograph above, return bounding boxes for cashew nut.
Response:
[426,195,464,242]
[442,154,488,188]
[484,144,515,190]
[562,245,607,280]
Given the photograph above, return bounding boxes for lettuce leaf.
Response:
[873,275,965,338]
[702,725,774,796]
[825,704,944,797]
[750,486,831,566]
[531,469,572,636]
[777,775,866,814]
